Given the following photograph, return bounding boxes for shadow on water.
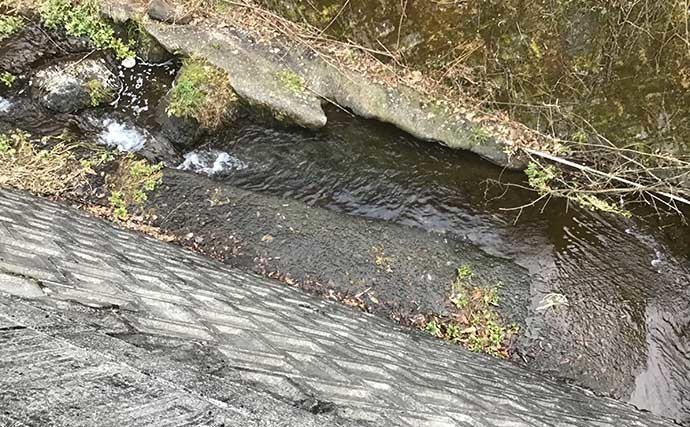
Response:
[190,108,690,422]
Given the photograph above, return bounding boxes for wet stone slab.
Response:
[0,188,675,426]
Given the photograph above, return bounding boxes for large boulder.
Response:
[33,58,120,113]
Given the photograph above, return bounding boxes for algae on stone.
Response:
[166,58,239,129]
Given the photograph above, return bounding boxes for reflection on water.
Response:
[193,109,690,422]
[261,0,690,153]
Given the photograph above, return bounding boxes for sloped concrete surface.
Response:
[0,189,674,426]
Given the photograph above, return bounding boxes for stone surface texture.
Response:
[0,189,674,426]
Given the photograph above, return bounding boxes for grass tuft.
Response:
[166,58,238,128]
[0,131,89,196]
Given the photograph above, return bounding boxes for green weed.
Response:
[0,71,15,87]
[106,154,163,221]
[0,14,22,42]
[39,0,134,59]
[423,266,517,358]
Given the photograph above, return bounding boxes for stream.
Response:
[2,20,690,424]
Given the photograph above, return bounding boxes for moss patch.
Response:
[0,14,22,42]
[166,58,238,128]
[275,70,305,93]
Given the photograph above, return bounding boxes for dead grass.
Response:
[0,131,90,196]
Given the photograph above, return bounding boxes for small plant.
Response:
[84,79,113,107]
[275,70,305,93]
[0,14,22,42]
[39,0,134,59]
[575,194,631,218]
[108,191,128,220]
[470,125,492,145]
[167,59,238,128]
[106,154,163,220]
[422,265,518,358]
[424,320,441,337]
[0,71,15,87]
[0,134,12,153]
[525,162,558,195]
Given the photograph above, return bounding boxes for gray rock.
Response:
[148,0,192,25]
[155,96,206,150]
[33,58,120,113]
[100,0,135,23]
[134,20,525,168]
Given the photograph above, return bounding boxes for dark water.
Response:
[187,109,690,422]
[261,0,690,154]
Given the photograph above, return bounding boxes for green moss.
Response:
[39,0,134,59]
[275,70,305,93]
[0,14,22,42]
[84,79,113,106]
[167,59,237,128]
[167,61,207,119]
[0,71,15,87]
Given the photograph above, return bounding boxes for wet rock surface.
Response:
[33,58,120,113]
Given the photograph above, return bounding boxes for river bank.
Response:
[1,1,690,424]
